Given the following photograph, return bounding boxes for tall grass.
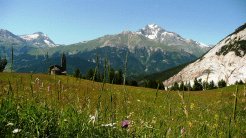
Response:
[0,72,245,137]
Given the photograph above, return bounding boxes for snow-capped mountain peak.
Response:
[146,24,165,32]
[21,33,40,41]
[136,24,210,56]
[137,24,166,40]
[20,32,57,47]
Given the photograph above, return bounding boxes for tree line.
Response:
[169,78,244,91]
[73,67,166,89]
[73,67,126,84]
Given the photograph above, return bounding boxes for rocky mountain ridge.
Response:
[0,24,210,75]
[163,23,246,87]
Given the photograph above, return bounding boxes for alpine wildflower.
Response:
[6,122,14,126]
[12,129,21,134]
[180,127,185,136]
[190,103,195,110]
[121,120,130,128]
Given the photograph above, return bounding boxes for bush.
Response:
[218,79,227,88]
[129,80,138,87]
[208,80,216,90]
[0,58,7,72]
[235,80,244,85]
[171,82,179,91]
[185,82,192,91]
[73,68,81,78]
[202,81,209,90]
[179,81,187,91]
[192,78,203,91]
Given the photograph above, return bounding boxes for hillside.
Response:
[164,23,246,87]
[138,62,192,81]
[0,72,245,137]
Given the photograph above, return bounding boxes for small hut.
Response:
[49,53,67,75]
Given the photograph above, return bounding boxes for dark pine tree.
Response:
[61,52,66,71]
[0,56,7,72]
[109,68,115,84]
[202,81,209,90]
[11,46,13,72]
[171,82,179,91]
[208,80,216,90]
[186,82,192,91]
[192,78,203,91]
[130,80,138,87]
[218,79,227,88]
[115,69,123,84]
[179,81,188,91]
[74,68,81,78]
[86,68,94,80]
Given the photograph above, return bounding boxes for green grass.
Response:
[0,72,245,137]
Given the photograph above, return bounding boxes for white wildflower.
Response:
[12,129,21,134]
[180,127,185,136]
[127,112,134,118]
[35,78,40,84]
[6,122,14,126]
[47,85,50,92]
[144,122,153,129]
[89,115,96,125]
[166,128,171,136]
[137,99,141,102]
[101,123,116,127]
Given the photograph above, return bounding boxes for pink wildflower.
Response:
[121,120,130,128]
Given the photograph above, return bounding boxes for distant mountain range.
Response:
[0,24,210,75]
[163,23,246,87]
[0,29,57,48]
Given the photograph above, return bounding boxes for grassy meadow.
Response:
[0,72,246,137]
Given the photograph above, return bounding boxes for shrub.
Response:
[179,81,187,91]
[129,80,138,86]
[171,82,179,91]
[202,81,209,90]
[218,79,227,88]
[192,78,203,91]
[208,80,216,90]
[0,57,7,72]
[73,68,81,78]
[235,80,244,85]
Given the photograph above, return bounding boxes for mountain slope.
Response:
[163,23,246,87]
[0,29,58,57]
[40,30,199,75]
[37,24,209,75]
[138,61,193,81]
[0,29,26,46]
[1,24,210,75]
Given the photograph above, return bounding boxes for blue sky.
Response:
[1,0,245,45]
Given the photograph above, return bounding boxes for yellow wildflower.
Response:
[190,103,195,110]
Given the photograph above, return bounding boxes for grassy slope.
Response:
[0,72,245,137]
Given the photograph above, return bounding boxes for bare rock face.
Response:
[163,23,246,87]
